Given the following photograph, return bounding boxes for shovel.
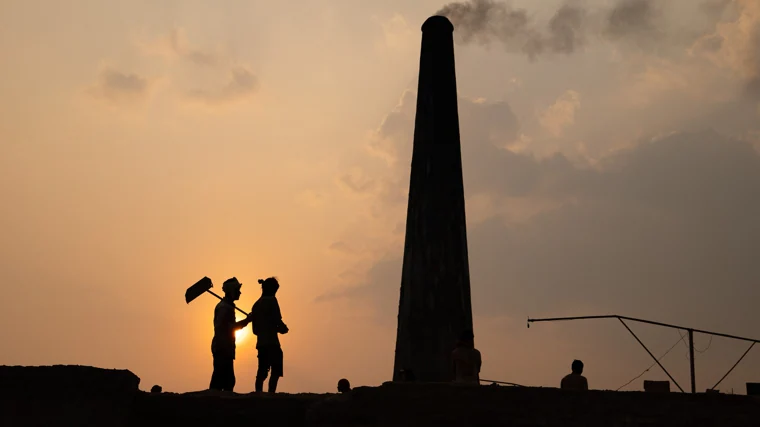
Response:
[185,276,249,316]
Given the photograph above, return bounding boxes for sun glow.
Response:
[235,327,249,343]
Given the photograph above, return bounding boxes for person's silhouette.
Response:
[397,369,416,382]
[451,329,481,384]
[209,277,252,392]
[250,277,289,393]
[560,359,589,391]
[337,378,351,393]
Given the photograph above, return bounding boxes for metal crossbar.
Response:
[527,314,759,393]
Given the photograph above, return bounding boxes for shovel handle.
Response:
[206,289,249,316]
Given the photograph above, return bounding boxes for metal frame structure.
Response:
[527,314,760,393]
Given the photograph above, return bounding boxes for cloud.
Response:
[314,255,401,319]
[540,90,581,137]
[338,168,377,196]
[374,14,417,54]
[295,190,328,209]
[137,28,260,106]
[89,68,151,104]
[323,129,760,331]
[689,0,760,98]
[328,241,355,254]
[366,89,520,166]
[366,90,417,165]
[168,29,221,67]
[185,66,259,105]
[324,76,760,330]
[604,0,663,42]
[139,28,222,67]
[435,0,754,60]
[546,3,587,54]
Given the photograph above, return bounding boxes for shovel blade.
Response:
[186,276,213,304]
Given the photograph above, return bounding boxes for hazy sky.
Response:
[2,0,760,395]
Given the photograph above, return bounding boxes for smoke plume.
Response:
[436,0,587,60]
[436,0,666,59]
[604,0,660,39]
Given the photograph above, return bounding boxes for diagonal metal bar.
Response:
[528,315,760,344]
[711,342,755,390]
[618,318,685,393]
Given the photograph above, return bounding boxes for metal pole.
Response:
[527,315,760,344]
[711,342,755,390]
[206,290,249,316]
[688,329,696,394]
[618,319,685,392]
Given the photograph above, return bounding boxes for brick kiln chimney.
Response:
[392,15,474,383]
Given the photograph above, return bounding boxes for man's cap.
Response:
[222,277,243,293]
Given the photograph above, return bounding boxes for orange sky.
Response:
[2,0,760,395]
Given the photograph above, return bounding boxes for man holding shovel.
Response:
[209,277,252,392]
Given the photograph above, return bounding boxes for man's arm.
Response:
[216,304,250,331]
[274,299,289,334]
[233,315,251,330]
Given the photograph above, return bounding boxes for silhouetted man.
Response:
[561,359,589,391]
[451,329,481,384]
[250,277,289,393]
[337,378,351,393]
[209,277,252,392]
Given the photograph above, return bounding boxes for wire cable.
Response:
[678,330,713,360]
[616,333,686,391]
[695,335,713,353]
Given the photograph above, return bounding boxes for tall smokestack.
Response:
[393,15,474,383]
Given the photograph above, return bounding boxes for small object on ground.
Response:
[644,380,670,393]
[747,383,760,396]
[150,385,162,393]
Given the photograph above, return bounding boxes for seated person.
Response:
[451,329,481,384]
[560,359,589,391]
[337,378,351,393]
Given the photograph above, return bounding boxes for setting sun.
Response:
[236,326,249,343]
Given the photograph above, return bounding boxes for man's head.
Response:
[337,378,351,393]
[458,329,475,347]
[258,277,280,296]
[571,359,584,375]
[222,277,243,301]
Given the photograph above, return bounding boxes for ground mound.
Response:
[307,382,760,426]
[2,365,759,426]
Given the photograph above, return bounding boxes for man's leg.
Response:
[255,348,270,393]
[209,357,222,390]
[269,347,284,393]
[255,372,267,393]
[212,357,235,391]
[224,358,236,392]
